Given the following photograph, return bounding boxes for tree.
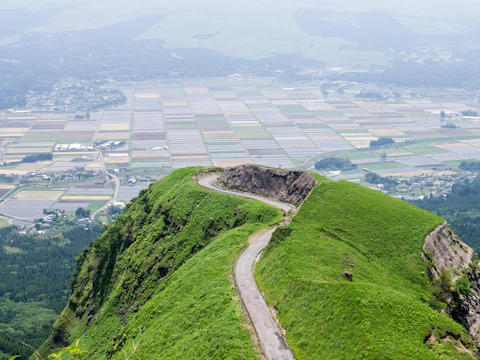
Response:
[315,157,357,171]
[75,207,86,217]
[370,138,394,148]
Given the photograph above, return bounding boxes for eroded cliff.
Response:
[424,222,480,344]
[215,164,317,206]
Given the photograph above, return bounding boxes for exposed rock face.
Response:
[423,222,480,343]
[423,222,474,280]
[216,164,317,206]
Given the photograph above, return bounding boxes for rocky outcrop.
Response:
[423,222,474,280]
[423,222,480,343]
[216,164,317,206]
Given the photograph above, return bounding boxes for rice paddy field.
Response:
[3,78,480,218]
[2,79,480,172]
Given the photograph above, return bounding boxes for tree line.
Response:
[0,225,103,359]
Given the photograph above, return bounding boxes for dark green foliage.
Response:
[314,157,357,171]
[412,179,480,251]
[74,207,90,218]
[370,137,395,147]
[455,275,473,297]
[365,172,397,186]
[256,179,475,359]
[22,153,52,163]
[0,174,14,183]
[459,161,480,172]
[0,299,57,360]
[0,226,102,359]
[431,269,453,308]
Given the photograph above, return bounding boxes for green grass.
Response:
[256,179,476,359]
[38,167,282,359]
[362,161,407,170]
[444,160,466,168]
[85,202,105,213]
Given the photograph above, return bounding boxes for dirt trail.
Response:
[198,175,295,360]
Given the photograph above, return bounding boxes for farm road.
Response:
[198,175,295,360]
[91,151,120,220]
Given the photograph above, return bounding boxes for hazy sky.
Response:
[2,0,480,21]
[0,0,478,65]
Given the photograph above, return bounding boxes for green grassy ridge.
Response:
[256,179,477,359]
[37,167,282,359]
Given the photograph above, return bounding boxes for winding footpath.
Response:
[198,175,295,360]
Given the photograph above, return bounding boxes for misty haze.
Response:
[2,1,480,360]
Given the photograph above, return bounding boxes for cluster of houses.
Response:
[24,81,126,113]
[377,173,461,200]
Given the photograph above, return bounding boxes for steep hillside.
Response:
[37,167,282,359]
[36,165,480,359]
[256,179,478,359]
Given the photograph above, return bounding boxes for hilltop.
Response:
[37,165,480,359]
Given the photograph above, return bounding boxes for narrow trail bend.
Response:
[198,175,295,360]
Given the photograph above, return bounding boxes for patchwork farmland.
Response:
[3,78,480,219]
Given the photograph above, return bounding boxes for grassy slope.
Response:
[256,178,476,359]
[37,168,282,359]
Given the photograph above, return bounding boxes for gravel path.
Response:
[198,175,295,360]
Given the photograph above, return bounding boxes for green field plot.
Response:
[338,152,378,160]
[234,127,273,140]
[402,143,450,155]
[196,116,228,124]
[443,160,466,168]
[85,202,106,213]
[362,161,407,170]
[312,110,344,118]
